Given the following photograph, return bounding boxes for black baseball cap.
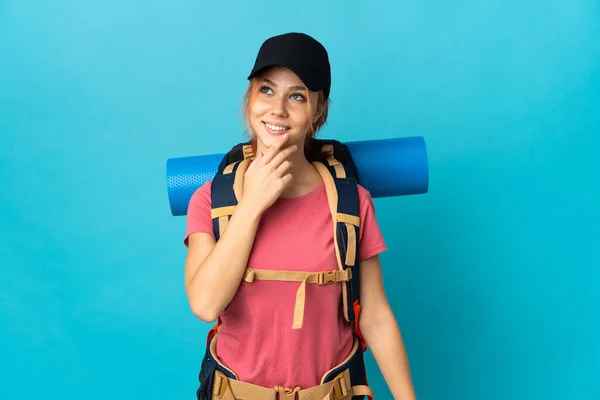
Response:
[247,32,331,99]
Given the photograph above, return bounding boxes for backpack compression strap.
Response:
[312,144,365,349]
[210,144,254,240]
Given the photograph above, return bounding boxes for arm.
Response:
[183,135,297,322]
[358,254,418,400]
[184,201,262,322]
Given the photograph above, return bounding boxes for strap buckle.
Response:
[243,268,256,282]
[332,373,349,399]
[274,385,301,400]
[242,144,255,160]
[318,271,337,285]
[212,371,228,398]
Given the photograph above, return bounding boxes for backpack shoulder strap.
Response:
[210,142,255,240]
[311,139,366,350]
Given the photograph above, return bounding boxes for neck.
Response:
[280,146,323,198]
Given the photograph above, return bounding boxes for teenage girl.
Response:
[183,32,417,400]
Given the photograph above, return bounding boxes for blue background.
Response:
[1,1,599,399]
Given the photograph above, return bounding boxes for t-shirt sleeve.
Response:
[357,185,387,261]
[183,181,214,247]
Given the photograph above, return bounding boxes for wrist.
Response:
[235,198,263,224]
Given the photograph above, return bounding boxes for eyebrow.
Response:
[263,78,307,92]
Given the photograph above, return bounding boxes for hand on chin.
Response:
[259,132,293,149]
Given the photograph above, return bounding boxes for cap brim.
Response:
[247,61,320,93]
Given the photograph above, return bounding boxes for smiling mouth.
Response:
[263,122,290,133]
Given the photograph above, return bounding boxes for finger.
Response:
[280,173,293,187]
[248,152,262,170]
[269,144,298,168]
[273,160,293,177]
[261,134,288,164]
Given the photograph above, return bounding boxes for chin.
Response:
[256,128,292,148]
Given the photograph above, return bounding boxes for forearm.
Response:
[187,200,261,320]
[361,306,417,400]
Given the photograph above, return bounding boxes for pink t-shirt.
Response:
[184,179,387,389]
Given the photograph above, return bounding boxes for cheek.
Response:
[250,99,270,119]
[290,105,311,126]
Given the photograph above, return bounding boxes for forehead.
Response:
[259,66,306,88]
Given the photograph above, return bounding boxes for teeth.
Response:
[266,123,288,131]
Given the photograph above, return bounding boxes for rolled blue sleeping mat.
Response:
[166,136,429,216]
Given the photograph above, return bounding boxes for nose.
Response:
[270,96,288,117]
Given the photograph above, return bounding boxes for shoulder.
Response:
[354,183,380,222]
[356,183,375,208]
[188,181,212,211]
[184,181,215,245]
[193,180,212,197]
[355,183,387,255]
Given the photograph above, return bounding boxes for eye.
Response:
[290,92,306,102]
[259,85,273,95]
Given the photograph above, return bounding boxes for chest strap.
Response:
[243,268,352,330]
